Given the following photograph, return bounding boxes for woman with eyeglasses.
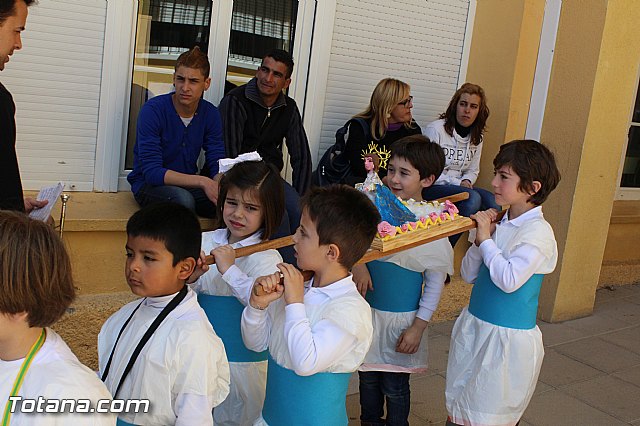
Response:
[344,78,421,184]
[422,83,500,247]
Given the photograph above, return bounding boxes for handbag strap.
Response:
[101,285,189,398]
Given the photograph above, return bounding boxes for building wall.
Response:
[3,0,106,191]
[467,0,640,321]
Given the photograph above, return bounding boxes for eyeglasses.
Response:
[398,96,413,107]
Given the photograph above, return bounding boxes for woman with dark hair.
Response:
[344,78,422,184]
[422,83,500,246]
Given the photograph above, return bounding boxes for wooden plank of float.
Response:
[368,216,475,252]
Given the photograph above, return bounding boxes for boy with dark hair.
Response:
[127,46,225,218]
[241,185,379,425]
[354,135,454,426]
[219,48,312,237]
[0,211,115,425]
[445,140,560,426]
[98,203,230,425]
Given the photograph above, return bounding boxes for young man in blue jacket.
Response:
[127,47,225,218]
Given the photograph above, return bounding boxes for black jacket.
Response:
[219,78,312,194]
[0,82,24,212]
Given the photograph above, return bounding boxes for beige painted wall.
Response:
[537,0,640,321]
[467,0,640,321]
[466,0,544,189]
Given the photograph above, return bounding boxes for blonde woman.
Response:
[344,78,421,184]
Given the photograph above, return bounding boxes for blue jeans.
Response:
[422,184,501,247]
[134,184,216,218]
[272,180,301,265]
[359,371,410,426]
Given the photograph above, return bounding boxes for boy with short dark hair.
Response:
[446,140,560,426]
[241,185,380,425]
[355,134,454,426]
[98,203,230,425]
[0,211,115,425]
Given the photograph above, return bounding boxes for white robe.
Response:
[191,229,281,426]
[0,329,115,426]
[98,288,230,426]
[446,207,557,426]
[360,236,453,373]
[241,275,373,425]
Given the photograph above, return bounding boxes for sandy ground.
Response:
[52,277,473,371]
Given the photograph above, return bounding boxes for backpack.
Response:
[312,117,370,186]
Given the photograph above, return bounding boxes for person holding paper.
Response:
[0,0,46,213]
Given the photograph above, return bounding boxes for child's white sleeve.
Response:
[284,303,358,376]
[241,305,271,352]
[416,270,447,322]
[222,251,282,305]
[478,239,548,293]
[461,243,484,283]
[175,394,214,426]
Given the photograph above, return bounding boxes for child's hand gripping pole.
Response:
[252,269,315,297]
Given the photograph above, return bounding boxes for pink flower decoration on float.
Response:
[409,221,417,230]
[419,216,427,224]
[439,212,448,221]
[377,221,397,238]
[400,223,409,232]
[429,212,439,222]
[445,200,459,215]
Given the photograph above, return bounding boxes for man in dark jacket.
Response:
[219,49,311,233]
[0,0,46,213]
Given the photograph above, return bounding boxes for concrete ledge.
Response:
[609,200,640,224]
[36,191,216,232]
[23,191,217,295]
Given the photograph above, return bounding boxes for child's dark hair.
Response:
[0,211,75,328]
[127,203,201,265]
[493,139,561,206]
[263,49,294,78]
[391,135,445,180]
[216,160,284,241]
[175,46,210,78]
[301,185,380,269]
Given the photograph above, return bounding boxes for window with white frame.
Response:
[225,0,298,89]
[621,83,640,190]
[124,0,213,170]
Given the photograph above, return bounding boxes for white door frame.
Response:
[525,0,562,141]
[94,0,138,192]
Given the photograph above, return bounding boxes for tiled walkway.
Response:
[346,283,640,425]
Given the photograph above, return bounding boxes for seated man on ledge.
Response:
[219,49,311,232]
[127,46,224,218]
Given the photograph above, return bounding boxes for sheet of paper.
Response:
[28,182,64,221]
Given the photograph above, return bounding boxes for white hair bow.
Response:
[218,152,262,174]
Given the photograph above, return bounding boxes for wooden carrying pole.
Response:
[203,192,476,267]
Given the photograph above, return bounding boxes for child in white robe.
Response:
[98,203,230,425]
[0,211,115,426]
[189,159,284,425]
[242,185,381,426]
[445,140,561,426]
[353,136,454,425]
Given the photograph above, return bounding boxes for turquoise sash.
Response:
[365,261,423,312]
[116,418,135,426]
[468,264,544,329]
[262,355,351,425]
[198,294,268,362]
